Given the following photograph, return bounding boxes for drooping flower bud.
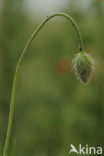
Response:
[72,52,95,84]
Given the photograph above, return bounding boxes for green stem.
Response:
[3,12,84,156]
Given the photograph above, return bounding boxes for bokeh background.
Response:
[0,0,104,155]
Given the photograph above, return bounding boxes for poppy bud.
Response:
[72,52,95,84]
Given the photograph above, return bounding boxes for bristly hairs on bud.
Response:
[72,51,96,84]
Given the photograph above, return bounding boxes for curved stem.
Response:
[3,12,84,156]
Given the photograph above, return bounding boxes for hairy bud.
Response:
[72,52,95,84]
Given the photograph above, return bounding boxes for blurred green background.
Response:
[0,0,104,156]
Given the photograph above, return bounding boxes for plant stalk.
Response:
[3,12,84,156]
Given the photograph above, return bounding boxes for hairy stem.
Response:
[3,12,84,156]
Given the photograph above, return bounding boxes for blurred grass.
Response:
[0,0,104,156]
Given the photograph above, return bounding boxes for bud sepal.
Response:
[72,52,95,84]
